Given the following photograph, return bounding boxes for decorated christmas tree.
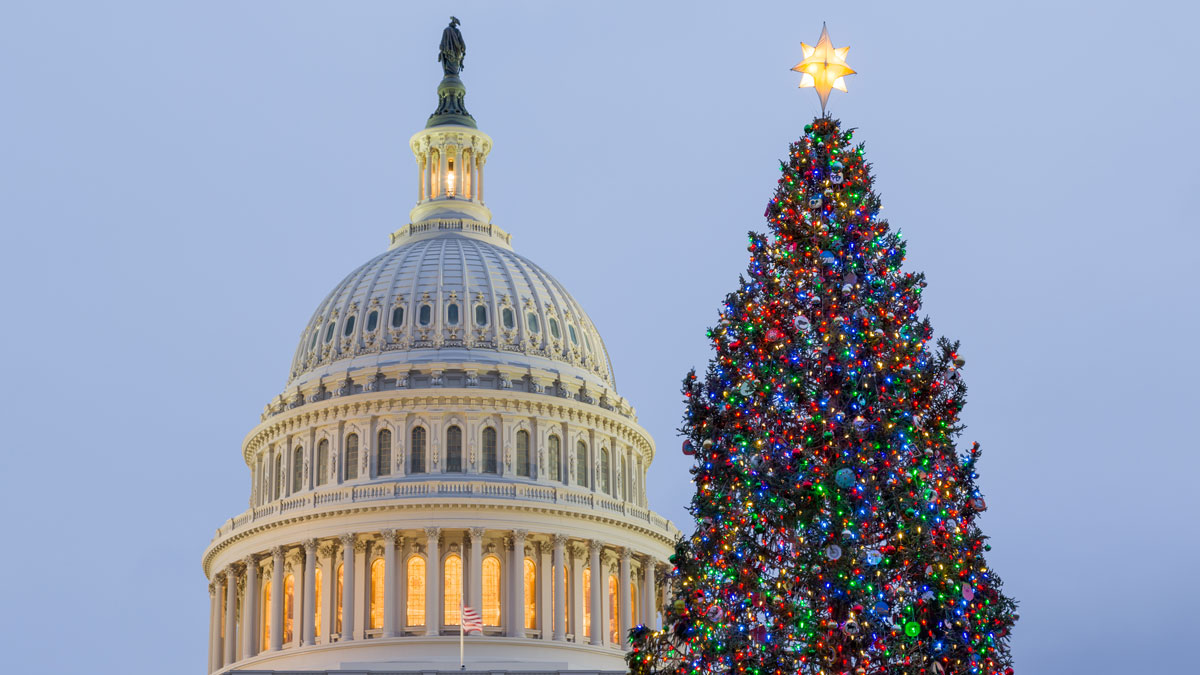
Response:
[629,26,1017,675]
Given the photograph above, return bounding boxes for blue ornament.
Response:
[820,251,837,266]
[835,468,855,488]
[873,600,889,614]
[865,549,883,566]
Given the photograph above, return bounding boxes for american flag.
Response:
[461,605,483,634]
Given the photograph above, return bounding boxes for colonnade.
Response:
[207,528,665,673]
[417,143,486,202]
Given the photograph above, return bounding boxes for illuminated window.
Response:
[583,567,591,637]
[292,446,303,493]
[407,557,426,625]
[336,564,344,634]
[444,554,463,625]
[370,558,386,629]
[548,435,561,483]
[524,558,537,629]
[516,430,530,477]
[445,425,462,472]
[576,442,588,487]
[343,315,355,337]
[314,567,323,637]
[608,575,618,643]
[482,556,501,626]
[366,309,379,332]
[631,580,639,627]
[377,429,392,476]
[600,448,611,494]
[284,574,295,643]
[316,440,329,486]
[391,306,405,328]
[260,580,271,651]
[411,427,426,474]
[344,434,359,480]
[482,427,497,474]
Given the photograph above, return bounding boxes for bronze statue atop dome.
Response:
[438,17,465,76]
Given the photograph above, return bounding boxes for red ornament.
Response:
[766,328,784,342]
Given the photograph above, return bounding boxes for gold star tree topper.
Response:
[792,24,856,112]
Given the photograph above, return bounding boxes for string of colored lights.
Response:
[628,116,1017,675]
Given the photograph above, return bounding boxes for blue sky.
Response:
[1,1,1197,672]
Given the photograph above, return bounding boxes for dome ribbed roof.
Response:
[287,228,615,392]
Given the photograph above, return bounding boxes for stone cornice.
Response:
[201,491,680,578]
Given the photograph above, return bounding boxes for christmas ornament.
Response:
[824,544,842,560]
[794,315,812,331]
[835,468,856,487]
[682,441,695,456]
[791,24,856,112]
[904,621,921,637]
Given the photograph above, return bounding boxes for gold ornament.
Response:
[792,23,856,112]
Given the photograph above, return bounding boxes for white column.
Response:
[302,540,317,645]
[223,565,238,665]
[381,530,397,638]
[468,527,484,616]
[476,156,485,203]
[619,548,632,649]
[569,545,584,642]
[418,156,426,201]
[243,556,259,659]
[551,534,566,641]
[269,547,284,651]
[642,556,657,629]
[439,146,448,198]
[588,540,603,645]
[509,530,527,636]
[208,582,218,672]
[340,534,356,641]
[425,527,441,635]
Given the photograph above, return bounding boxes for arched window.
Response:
[444,554,463,626]
[366,309,379,332]
[631,579,639,628]
[502,308,515,330]
[391,306,405,328]
[260,579,271,651]
[599,448,611,495]
[314,567,323,638]
[445,425,462,472]
[446,303,460,325]
[407,556,426,626]
[292,446,304,493]
[548,435,561,483]
[608,574,619,643]
[284,574,295,643]
[482,556,502,626]
[344,433,359,480]
[582,567,591,637]
[335,563,344,635]
[619,456,628,501]
[274,453,283,499]
[370,558,386,629]
[482,427,498,474]
[410,426,427,473]
[516,430,530,477]
[316,440,329,486]
[576,441,588,487]
[524,558,537,629]
[377,429,392,476]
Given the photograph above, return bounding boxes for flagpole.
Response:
[459,594,465,670]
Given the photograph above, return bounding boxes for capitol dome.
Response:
[202,21,677,675]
